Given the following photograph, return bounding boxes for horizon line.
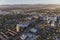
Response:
[0,3,60,5]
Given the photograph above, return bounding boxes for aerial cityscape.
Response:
[0,0,60,40]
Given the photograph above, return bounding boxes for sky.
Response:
[0,0,60,5]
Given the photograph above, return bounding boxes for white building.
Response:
[20,34,28,40]
[30,28,38,33]
[47,16,57,21]
[20,33,37,40]
[26,16,33,20]
[16,22,30,32]
[50,21,56,27]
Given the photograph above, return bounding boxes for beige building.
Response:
[16,22,30,32]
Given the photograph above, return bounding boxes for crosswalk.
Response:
[0,35,6,40]
[8,29,17,34]
[0,29,17,40]
[0,32,9,40]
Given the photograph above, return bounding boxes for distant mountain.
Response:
[0,4,60,10]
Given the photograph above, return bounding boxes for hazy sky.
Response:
[0,0,60,5]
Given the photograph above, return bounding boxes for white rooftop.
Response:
[20,34,27,40]
[17,22,30,27]
[48,16,57,21]
[20,33,37,40]
[30,28,38,33]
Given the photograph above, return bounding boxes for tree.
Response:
[37,35,41,40]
